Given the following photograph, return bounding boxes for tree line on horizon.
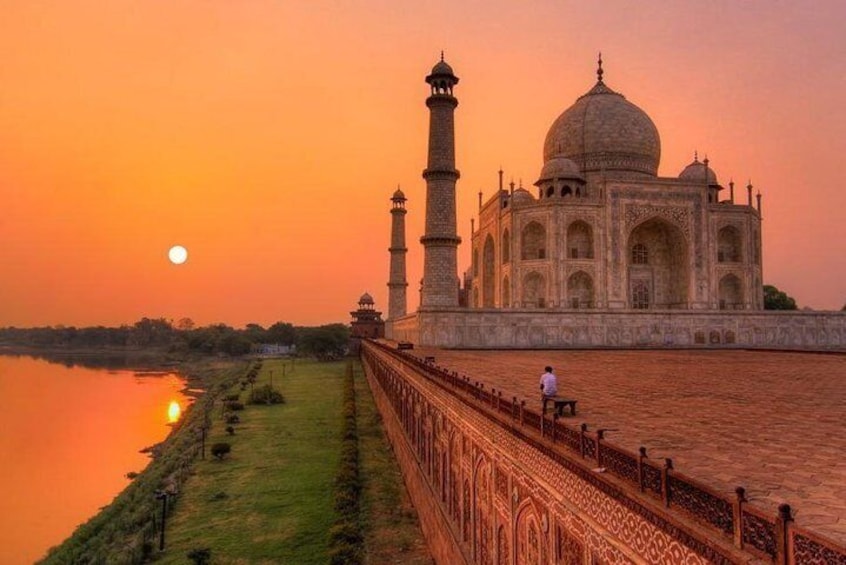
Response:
[0,318,349,359]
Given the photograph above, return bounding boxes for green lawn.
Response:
[159,358,344,564]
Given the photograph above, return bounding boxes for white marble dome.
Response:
[543,77,661,177]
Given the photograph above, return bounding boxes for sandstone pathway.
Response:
[405,347,846,544]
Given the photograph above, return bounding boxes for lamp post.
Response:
[155,491,168,550]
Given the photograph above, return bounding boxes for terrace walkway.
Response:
[401,347,846,545]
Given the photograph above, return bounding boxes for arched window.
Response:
[522,272,546,308]
[567,220,593,259]
[546,185,555,198]
[718,226,742,263]
[562,185,572,197]
[567,271,594,309]
[521,222,546,260]
[631,243,648,265]
[483,235,495,307]
[632,280,650,309]
[502,229,511,264]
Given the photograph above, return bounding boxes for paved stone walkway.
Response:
[407,347,846,544]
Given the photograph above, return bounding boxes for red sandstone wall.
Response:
[360,341,763,565]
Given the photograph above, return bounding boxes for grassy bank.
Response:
[355,363,431,564]
[159,358,344,563]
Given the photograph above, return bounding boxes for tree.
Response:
[297,324,349,360]
[267,322,296,345]
[763,285,798,310]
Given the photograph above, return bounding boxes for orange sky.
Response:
[1,1,844,327]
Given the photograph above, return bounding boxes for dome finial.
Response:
[440,50,444,62]
[597,52,604,83]
[694,150,698,162]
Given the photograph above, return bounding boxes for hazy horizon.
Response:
[2,1,845,328]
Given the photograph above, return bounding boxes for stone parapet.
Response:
[399,309,846,351]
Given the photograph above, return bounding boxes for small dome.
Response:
[359,292,374,305]
[679,157,718,184]
[392,188,406,200]
[536,155,583,184]
[431,59,454,77]
[511,188,535,204]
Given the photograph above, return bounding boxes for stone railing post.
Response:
[552,414,559,444]
[661,458,673,507]
[637,447,647,492]
[579,423,588,458]
[596,429,605,467]
[512,396,518,421]
[540,408,545,437]
[776,503,793,565]
[733,487,746,549]
[520,400,525,426]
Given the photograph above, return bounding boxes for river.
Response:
[0,354,191,564]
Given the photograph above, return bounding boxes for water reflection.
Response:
[168,400,182,423]
[0,354,189,564]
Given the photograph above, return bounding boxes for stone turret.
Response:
[388,187,408,319]
[420,53,461,308]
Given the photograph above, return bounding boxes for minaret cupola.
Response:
[426,51,459,96]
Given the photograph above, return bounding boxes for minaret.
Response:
[388,187,408,319]
[420,53,461,308]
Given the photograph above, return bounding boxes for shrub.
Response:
[211,443,231,460]
[226,426,235,435]
[224,393,240,402]
[328,521,363,545]
[224,401,244,411]
[248,384,285,405]
[187,548,211,565]
[226,414,240,424]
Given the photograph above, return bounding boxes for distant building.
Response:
[350,293,385,353]
[255,343,296,356]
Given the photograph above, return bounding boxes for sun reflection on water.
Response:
[167,400,181,423]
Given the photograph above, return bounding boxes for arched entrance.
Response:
[627,218,689,309]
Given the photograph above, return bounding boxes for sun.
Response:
[168,245,188,265]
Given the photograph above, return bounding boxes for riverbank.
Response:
[37,357,249,563]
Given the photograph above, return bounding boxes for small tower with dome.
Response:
[387,187,408,322]
[350,293,384,341]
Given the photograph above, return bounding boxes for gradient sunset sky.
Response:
[2,1,844,328]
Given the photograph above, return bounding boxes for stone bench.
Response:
[542,396,577,417]
[397,341,414,350]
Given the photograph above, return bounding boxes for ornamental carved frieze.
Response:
[624,204,692,239]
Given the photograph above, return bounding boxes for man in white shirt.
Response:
[539,366,557,397]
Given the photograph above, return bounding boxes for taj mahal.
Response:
[383,55,844,350]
